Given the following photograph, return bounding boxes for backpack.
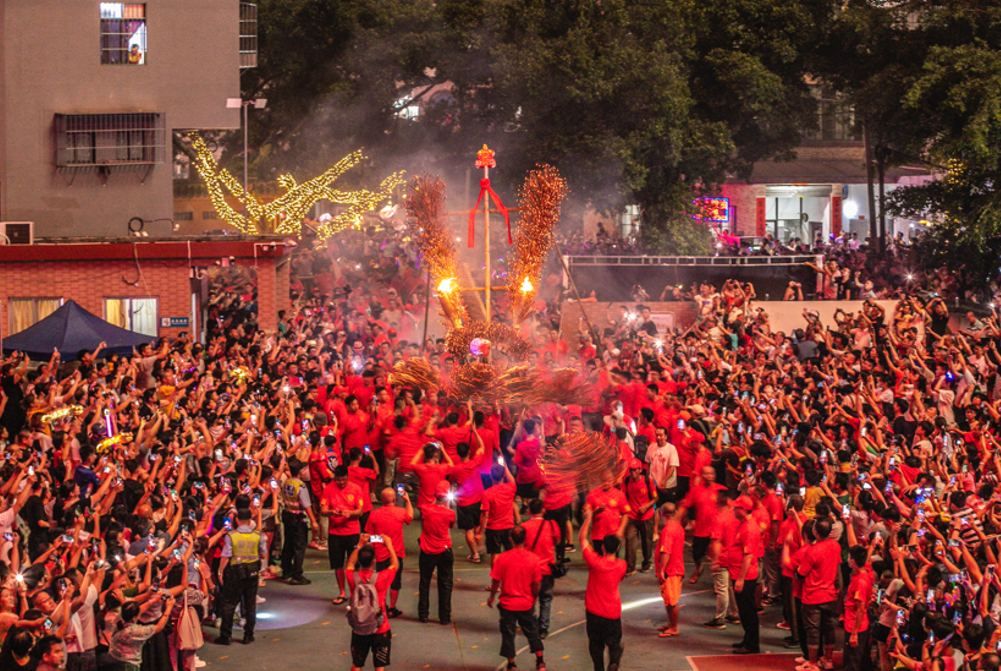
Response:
[346,571,385,635]
[633,435,650,463]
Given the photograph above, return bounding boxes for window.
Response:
[803,85,862,143]
[105,297,158,336]
[202,211,219,220]
[101,3,147,65]
[174,211,194,221]
[9,298,62,334]
[240,3,258,69]
[55,113,165,168]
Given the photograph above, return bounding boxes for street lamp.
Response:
[226,97,267,201]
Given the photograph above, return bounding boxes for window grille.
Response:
[55,113,165,168]
[240,3,258,69]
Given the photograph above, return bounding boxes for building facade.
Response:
[0,0,253,238]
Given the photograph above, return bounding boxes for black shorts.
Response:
[873,623,892,644]
[351,630,391,668]
[692,535,711,563]
[543,504,571,530]
[456,502,482,531]
[375,557,404,592]
[328,533,360,570]
[516,482,539,500]
[485,528,513,555]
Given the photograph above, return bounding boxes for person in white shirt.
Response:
[64,564,102,671]
[646,427,680,504]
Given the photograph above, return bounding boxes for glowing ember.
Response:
[438,277,458,294]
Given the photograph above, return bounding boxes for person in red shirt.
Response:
[308,435,338,550]
[580,507,626,671]
[513,419,545,502]
[347,447,380,530]
[364,486,414,618]
[584,477,630,543]
[480,463,519,568]
[758,472,786,606]
[522,498,562,639]
[680,465,725,585]
[622,460,656,575]
[345,534,398,671]
[797,518,841,671]
[451,431,491,564]
[417,481,457,625]
[339,395,372,457]
[706,491,740,629]
[844,545,874,671]
[410,442,454,508]
[321,465,365,605]
[487,525,547,671]
[540,473,575,555]
[655,502,686,638]
[432,411,469,465]
[731,496,763,654]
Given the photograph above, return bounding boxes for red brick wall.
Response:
[0,255,285,339]
[0,258,193,340]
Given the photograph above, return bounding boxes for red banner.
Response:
[467,178,512,248]
[756,198,766,237]
[831,196,842,237]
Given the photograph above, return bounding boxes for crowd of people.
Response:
[3,222,1001,671]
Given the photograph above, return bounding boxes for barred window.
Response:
[55,113,165,168]
[101,3,147,65]
[240,3,258,69]
[174,211,194,221]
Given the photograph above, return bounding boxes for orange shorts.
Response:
[660,575,683,606]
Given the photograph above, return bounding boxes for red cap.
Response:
[435,481,452,499]
[629,459,643,470]
[734,496,755,512]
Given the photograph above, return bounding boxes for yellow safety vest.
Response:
[229,530,261,565]
[283,479,304,513]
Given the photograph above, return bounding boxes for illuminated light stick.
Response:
[42,405,84,424]
[97,432,133,454]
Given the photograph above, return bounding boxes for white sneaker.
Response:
[194,656,207,668]
[256,595,266,604]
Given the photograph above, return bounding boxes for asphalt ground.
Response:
[199,523,805,671]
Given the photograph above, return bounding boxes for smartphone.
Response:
[215,449,224,462]
[799,487,806,496]
[223,517,233,530]
[43,618,53,631]
[2,533,12,542]
[776,483,784,495]
[841,504,850,520]
[928,631,935,644]
[174,455,182,464]
[301,419,309,431]
[917,508,925,520]
[988,565,997,579]
[917,529,926,537]
[820,452,828,465]
[862,483,871,490]
[364,445,371,454]
[188,510,197,521]
[103,466,111,474]
[737,422,745,434]
[369,535,383,543]
[253,494,261,507]
[888,457,896,468]
[28,466,34,476]
[193,558,201,570]
[58,578,68,593]
[115,477,123,488]
[677,419,685,430]
[861,426,867,437]
[270,478,279,490]
[62,534,73,544]
[884,482,893,495]
[172,549,182,561]
[949,539,960,548]
[896,609,906,628]
[396,484,405,495]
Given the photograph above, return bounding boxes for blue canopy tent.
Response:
[2,300,154,360]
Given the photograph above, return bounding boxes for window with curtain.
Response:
[9,298,62,333]
[105,297,158,336]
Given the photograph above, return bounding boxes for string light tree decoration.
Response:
[188,133,404,239]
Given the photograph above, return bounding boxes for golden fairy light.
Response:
[188,133,403,239]
[42,405,84,424]
[97,432,134,453]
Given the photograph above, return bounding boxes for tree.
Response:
[224,0,828,254]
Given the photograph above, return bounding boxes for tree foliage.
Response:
[214,0,830,253]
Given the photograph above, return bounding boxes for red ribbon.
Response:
[468,177,512,248]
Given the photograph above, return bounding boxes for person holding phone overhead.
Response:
[364,485,414,619]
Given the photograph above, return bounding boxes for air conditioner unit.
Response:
[0,222,34,245]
